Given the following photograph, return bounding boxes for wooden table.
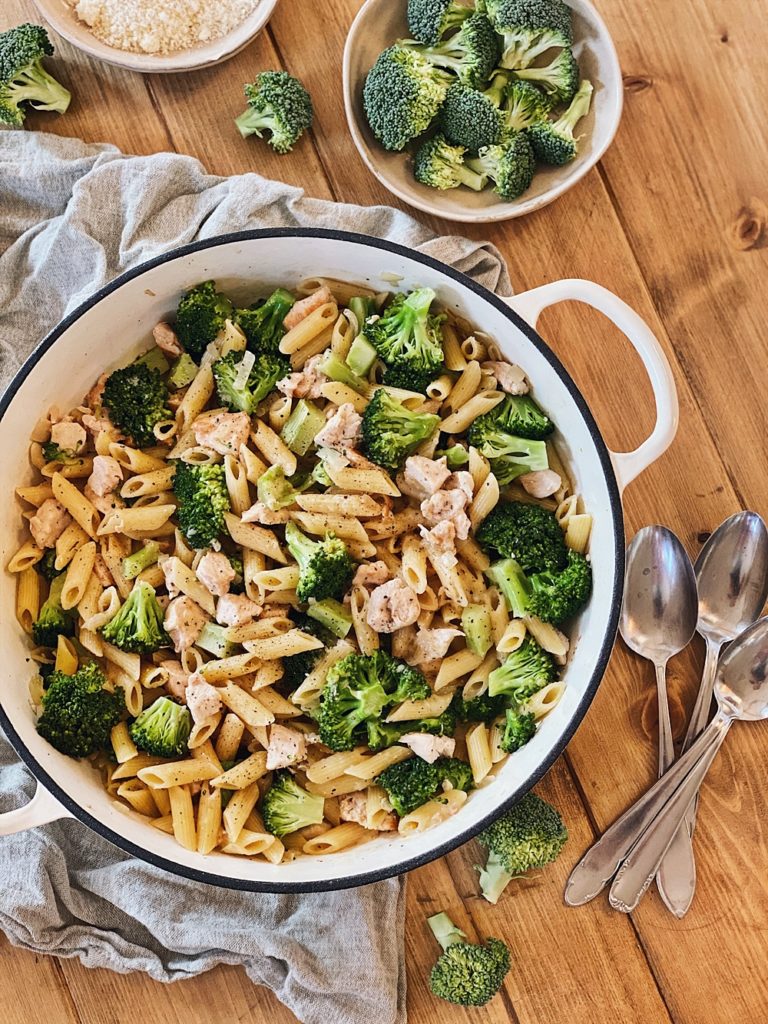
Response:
[2,1,767,1021]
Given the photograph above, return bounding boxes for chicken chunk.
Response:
[185,672,222,724]
[276,353,328,401]
[445,470,474,503]
[400,733,456,764]
[266,724,307,770]
[520,469,562,499]
[410,627,462,664]
[81,412,117,440]
[164,596,208,652]
[152,322,183,358]
[314,402,363,452]
[50,419,86,454]
[192,411,251,456]
[84,483,124,516]
[481,361,529,395]
[397,455,451,502]
[160,660,189,701]
[196,551,235,597]
[216,593,261,628]
[352,560,390,589]
[420,488,471,541]
[241,501,292,525]
[339,791,397,831]
[366,577,421,633]
[283,286,334,331]
[29,498,71,549]
[87,455,123,498]
[85,373,108,409]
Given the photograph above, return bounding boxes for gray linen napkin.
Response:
[0,131,513,1024]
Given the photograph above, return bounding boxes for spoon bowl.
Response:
[716,615,768,720]
[696,512,768,644]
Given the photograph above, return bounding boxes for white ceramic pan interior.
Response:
[0,231,677,890]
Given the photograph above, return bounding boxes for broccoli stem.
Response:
[477,849,515,905]
[461,603,493,656]
[234,107,275,139]
[307,598,353,638]
[320,352,368,394]
[456,163,487,191]
[280,399,328,456]
[284,521,316,572]
[122,541,160,581]
[10,63,71,112]
[554,79,593,134]
[428,912,467,951]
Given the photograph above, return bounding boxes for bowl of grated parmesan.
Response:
[32,0,280,72]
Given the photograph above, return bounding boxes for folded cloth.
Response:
[0,131,513,1024]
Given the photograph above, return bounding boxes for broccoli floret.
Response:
[465,133,535,201]
[0,24,71,127]
[472,393,554,442]
[366,288,445,372]
[235,71,313,153]
[504,78,550,130]
[376,756,473,816]
[36,549,61,582]
[475,500,567,572]
[173,462,231,549]
[438,72,509,152]
[407,0,473,44]
[528,79,593,164]
[485,0,573,69]
[234,288,295,353]
[488,636,557,700]
[381,364,437,394]
[129,695,191,758]
[500,706,537,753]
[515,46,580,104]
[36,662,123,759]
[361,389,440,471]
[31,574,77,649]
[262,769,325,837]
[366,705,457,752]
[317,650,431,751]
[485,557,532,616]
[413,132,487,191]
[477,791,568,903]
[256,463,305,511]
[174,281,233,359]
[212,350,290,413]
[41,441,82,464]
[100,580,169,654]
[363,45,452,151]
[465,396,549,481]
[282,613,335,690]
[101,362,171,448]
[285,521,355,604]
[427,912,511,1006]
[451,691,508,724]
[403,13,501,89]
[527,549,592,624]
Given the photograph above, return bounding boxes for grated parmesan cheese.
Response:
[70,0,260,55]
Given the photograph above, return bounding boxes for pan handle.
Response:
[503,280,678,494]
[0,780,73,835]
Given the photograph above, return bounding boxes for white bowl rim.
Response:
[32,0,280,73]
[0,228,624,891]
[342,0,625,223]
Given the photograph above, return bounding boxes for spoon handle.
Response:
[609,714,732,912]
[683,636,721,752]
[564,715,726,907]
[655,661,675,776]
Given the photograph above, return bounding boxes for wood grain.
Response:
[2,0,768,1021]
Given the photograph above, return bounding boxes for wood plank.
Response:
[0,934,82,1024]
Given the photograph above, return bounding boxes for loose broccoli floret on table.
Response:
[174,280,233,360]
[407,0,474,44]
[488,636,557,700]
[366,287,445,372]
[500,706,537,752]
[528,79,593,165]
[285,521,355,604]
[361,389,440,471]
[100,580,169,654]
[403,13,501,89]
[413,132,486,191]
[485,0,573,69]
[427,911,511,1005]
[515,46,580,104]
[235,287,295,354]
[477,791,568,903]
[475,499,567,573]
[235,71,313,153]
[0,23,71,127]
[262,770,325,837]
[376,756,473,816]
[465,133,536,201]
[317,650,431,751]
[101,362,171,448]
[130,695,191,758]
[36,662,123,759]
[173,462,231,549]
[527,549,592,624]
[31,573,77,649]
[363,45,452,152]
[212,349,289,413]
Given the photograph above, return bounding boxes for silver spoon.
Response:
[620,527,698,780]
[565,616,768,908]
[608,615,768,911]
[655,512,768,916]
